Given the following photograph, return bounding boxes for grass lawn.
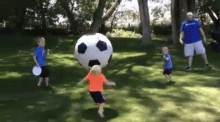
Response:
[1,35,220,122]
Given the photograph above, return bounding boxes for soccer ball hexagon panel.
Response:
[74,33,113,69]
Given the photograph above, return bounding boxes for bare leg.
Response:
[201,54,208,64]
[168,74,172,81]
[188,56,193,67]
[37,77,43,86]
[98,103,104,118]
[45,77,49,86]
[164,75,170,82]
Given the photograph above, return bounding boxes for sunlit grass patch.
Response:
[0,72,22,79]
[1,36,220,122]
[113,52,146,59]
[47,54,77,66]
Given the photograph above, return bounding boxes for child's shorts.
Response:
[40,66,50,78]
[163,68,172,75]
[89,91,105,104]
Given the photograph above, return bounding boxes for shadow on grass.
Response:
[81,108,119,122]
[215,118,220,122]
[157,112,179,122]
[1,87,72,122]
[103,48,169,89]
[1,36,220,121]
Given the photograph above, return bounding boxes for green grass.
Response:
[1,35,220,122]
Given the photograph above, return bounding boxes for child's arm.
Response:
[104,80,116,86]
[163,55,169,61]
[77,77,88,86]
[33,55,40,67]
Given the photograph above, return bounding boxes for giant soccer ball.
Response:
[74,33,113,69]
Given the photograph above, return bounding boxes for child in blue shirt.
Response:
[33,37,50,87]
[162,47,174,84]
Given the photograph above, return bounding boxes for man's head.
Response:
[187,12,194,21]
[37,37,45,47]
[90,65,102,76]
[161,46,169,54]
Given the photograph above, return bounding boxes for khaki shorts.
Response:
[184,41,206,57]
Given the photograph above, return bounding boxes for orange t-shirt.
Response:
[86,72,107,92]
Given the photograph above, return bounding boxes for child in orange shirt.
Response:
[77,65,116,118]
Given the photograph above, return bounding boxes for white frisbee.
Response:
[32,66,42,76]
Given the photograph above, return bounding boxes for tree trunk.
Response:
[39,0,46,30]
[110,10,118,32]
[98,24,107,35]
[187,0,195,12]
[102,0,122,22]
[171,0,178,45]
[89,0,106,33]
[59,0,79,35]
[179,0,188,25]
[89,0,122,33]
[172,0,188,46]
[208,7,220,29]
[14,7,26,30]
[138,0,151,45]
[110,5,120,32]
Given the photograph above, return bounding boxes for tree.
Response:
[57,0,79,34]
[14,7,26,30]
[57,0,121,34]
[89,0,122,33]
[206,0,220,29]
[187,0,196,12]
[0,0,37,30]
[138,0,151,45]
[171,0,195,46]
[171,0,178,45]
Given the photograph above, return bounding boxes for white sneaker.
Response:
[98,109,104,118]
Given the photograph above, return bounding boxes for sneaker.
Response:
[205,64,212,70]
[185,66,193,71]
[98,109,104,118]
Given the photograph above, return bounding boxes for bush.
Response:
[0,28,14,35]
[111,29,141,38]
[0,28,70,36]
[134,23,141,34]
[152,23,172,36]
[137,21,172,36]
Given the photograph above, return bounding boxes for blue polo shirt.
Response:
[33,46,46,66]
[164,53,173,69]
[180,19,202,44]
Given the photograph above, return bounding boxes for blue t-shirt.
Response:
[164,53,173,69]
[180,19,202,44]
[33,46,46,66]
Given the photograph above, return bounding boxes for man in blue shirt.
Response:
[162,47,174,84]
[180,12,212,71]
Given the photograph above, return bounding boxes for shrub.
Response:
[134,23,141,34]
[152,23,172,36]
[111,29,141,38]
[137,21,172,36]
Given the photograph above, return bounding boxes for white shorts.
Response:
[184,41,206,57]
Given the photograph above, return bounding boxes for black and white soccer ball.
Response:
[74,33,113,69]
